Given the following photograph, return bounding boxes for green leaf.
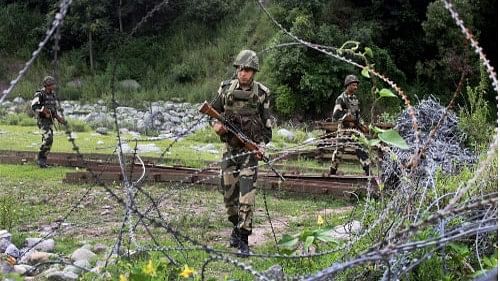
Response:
[368,139,381,146]
[378,129,409,150]
[378,88,397,98]
[315,228,338,243]
[304,236,315,250]
[361,67,370,78]
[278,235,299,249]
[371,126,387,134]
[364,47,373,58]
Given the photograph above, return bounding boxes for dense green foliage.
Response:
[0,0,497,119]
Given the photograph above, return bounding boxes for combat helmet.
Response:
[43,76,56,86]
[344,74,359,87]
[233,49,259,71]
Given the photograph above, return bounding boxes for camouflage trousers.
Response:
[38,119,54,160]
[221,145,257,234]
[331,135,370,174]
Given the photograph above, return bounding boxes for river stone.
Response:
[70,248,96,262]
[47,270,78,281]
[25,238,55,252]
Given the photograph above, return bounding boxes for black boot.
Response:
[37,152,48,168]
[329,166,337,175]
[363,166,370,176]
[229,227,239,248]
[237,229,250,257]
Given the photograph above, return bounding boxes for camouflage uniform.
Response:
[31,76,58,168]
[331,75,370,175]
[212,50,272,254]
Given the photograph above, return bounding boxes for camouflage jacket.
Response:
[212,79,272,146]
[332,91,363,124]
[31,88,58,120]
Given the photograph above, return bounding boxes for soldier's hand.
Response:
[40,107,51,118]
[255,144,265,161]
[213,121,227,136]
[56,115,66,125]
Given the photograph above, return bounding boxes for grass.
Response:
[0,124,368,279]
[0,162,353,280]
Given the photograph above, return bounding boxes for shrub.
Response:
[67,118,92,132]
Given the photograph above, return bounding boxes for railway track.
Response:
[0,150,378,198]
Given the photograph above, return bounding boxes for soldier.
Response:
[211,50,272,255]
[31,76,65,168]
[330,74,370,176]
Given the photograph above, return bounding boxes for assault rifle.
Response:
[199,101,285,182]
[342,113,369,134]
[40,106,67,125]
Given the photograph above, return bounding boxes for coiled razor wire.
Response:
[1,0,498,279]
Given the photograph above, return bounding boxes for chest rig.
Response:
[38,90,58,112]
[223,80,264,143]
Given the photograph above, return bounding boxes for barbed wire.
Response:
[441,0,498,92]
[1,0,497,279]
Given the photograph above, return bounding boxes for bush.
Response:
[0,194,20,231]
[0,113,36,126]
[67,118,92,132]
[458,66,495,151]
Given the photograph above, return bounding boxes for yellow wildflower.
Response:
[179,264,195,278]
[143,259,156,277]
[317,214,325,226]
[119,274,128,281]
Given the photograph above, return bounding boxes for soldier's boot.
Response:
[229,227,240,248]
[329,166,337,175]
[237,229,251,257]
[363,166,370,176]
[228,215,240,248]
[37,152,48,168]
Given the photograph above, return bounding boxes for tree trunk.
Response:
[118,0,123,32]
[89,30,94,74]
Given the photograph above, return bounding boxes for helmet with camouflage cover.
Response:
[43,76,56,87]
[233,49,259,71]
[344,74,359,87]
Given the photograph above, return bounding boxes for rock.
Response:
[70,248,96,262]
[328,220,362,240]
[5,244,19,258]
[28,251,54,265]
[95,127,108,135]
[84,112,108,124]
[47,270,79,281]
[258,265,285,281]
[0,230,11,239]
[0,239,11,252]
[137,143,160,153]
[277,128,294,141]
[13,97,25,104]
[118,79,141,91]
[14,264,34,275]
[63,259,90,275]
[25,238,55,252]
[93,243,107,254]
[170,116,181,124]
[0,261,14,274]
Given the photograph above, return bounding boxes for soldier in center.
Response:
[211,50,272,255]
[330,74,370,176]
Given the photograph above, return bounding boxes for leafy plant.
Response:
[279,217,338,254]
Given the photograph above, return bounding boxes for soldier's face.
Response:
[237,67,255,86]
[46,83,56,93]
[346,82,358,95]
